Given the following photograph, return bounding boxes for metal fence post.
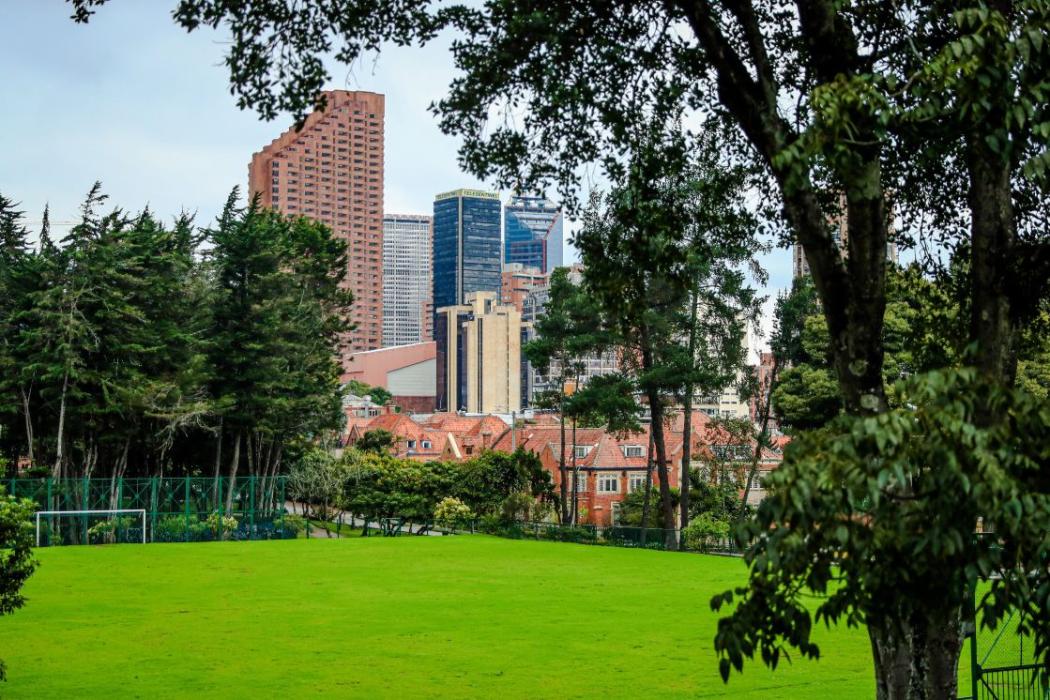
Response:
[150,477,158,542]
[970,587,979,700]
[184,477,191,543]
[81,476,88,545]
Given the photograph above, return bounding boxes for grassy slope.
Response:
[0,537,876,698]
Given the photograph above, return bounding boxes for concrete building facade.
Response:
[435,291,521,414]
[501,263,547,313]
[343,341,437,413]
[382,214,433,347]
[504,195,563,273]
[249,90,385,357]
[520,264,619,406]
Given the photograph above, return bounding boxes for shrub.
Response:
[0,486,38,680]
[530,500,554,523]
[499,492,534,524]
[205,513,239,540]
[433,497,473,532]
[86,516,136,544]
[476,513,503,535]
[682,513,731,552]
[272,514,306,538]
[154,516,183,542]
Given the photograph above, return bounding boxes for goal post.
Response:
[34,509,147,547]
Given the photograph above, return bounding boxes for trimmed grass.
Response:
[0,536,877,698]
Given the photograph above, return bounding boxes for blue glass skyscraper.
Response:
[503,195,562,273]
[432,188,502,311]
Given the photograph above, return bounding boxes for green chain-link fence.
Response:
[11,477,299,545]
[960,600,1047,700]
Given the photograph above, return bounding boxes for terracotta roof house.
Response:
[343,406,784,522]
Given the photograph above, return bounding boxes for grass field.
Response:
[0,536,879,698]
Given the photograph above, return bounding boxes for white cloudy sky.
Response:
[1,2,789,348]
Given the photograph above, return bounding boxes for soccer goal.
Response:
[34,509,147,547]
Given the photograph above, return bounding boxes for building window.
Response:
[597,474,619,493]
[406,440,416,449]
[622,445,644,458]
[573,472,587,492]
[421,440,432,449]
[573,445,591,458]
[628,473,647,492]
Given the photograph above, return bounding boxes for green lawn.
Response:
[0,536,878,698]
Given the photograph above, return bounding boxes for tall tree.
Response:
[0,184,350,495]
[206,192,351,510]
[577,135,761,546]
[0,196,33,469]
[523,266,606,524]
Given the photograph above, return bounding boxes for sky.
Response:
[0,2,790,348]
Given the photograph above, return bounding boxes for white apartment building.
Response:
[382,214,432,347]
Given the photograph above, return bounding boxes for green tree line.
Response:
[286,446,554,530]
[0,186,351,499]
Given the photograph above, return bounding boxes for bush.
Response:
[272,513,306,537]
[0,486,37,680]
[682,513,731,552]
[433,497,473,532]
[530,500,554,523]
[499,492,534,524]
[476,513,503,535]
[205,512,239,540]
[86,516,136,544]
[153,515,202,542]
[539,524,597,544]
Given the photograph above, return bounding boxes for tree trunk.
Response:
[224,431,242,514]
[640,324,676,549]
[107,439,131,511]
[20,386,34,467]
[966,137,1017,385]
[680,287,700,529]
[680,394,693,529]
[570,417,579,525]
[740,359,780,515]
[52,369,69,481]
[648,395,676,550]
[868,604,964,700]
[558,399,568,524]
[639,428,655,546]
[211,419,223,509]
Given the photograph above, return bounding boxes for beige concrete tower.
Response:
[436,292,521,414]
[249,90,385,359]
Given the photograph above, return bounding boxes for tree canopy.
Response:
[0,187,351,490]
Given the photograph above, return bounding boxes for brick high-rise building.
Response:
[249,90,385,358]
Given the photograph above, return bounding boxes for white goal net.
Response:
[35,509,147,547]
